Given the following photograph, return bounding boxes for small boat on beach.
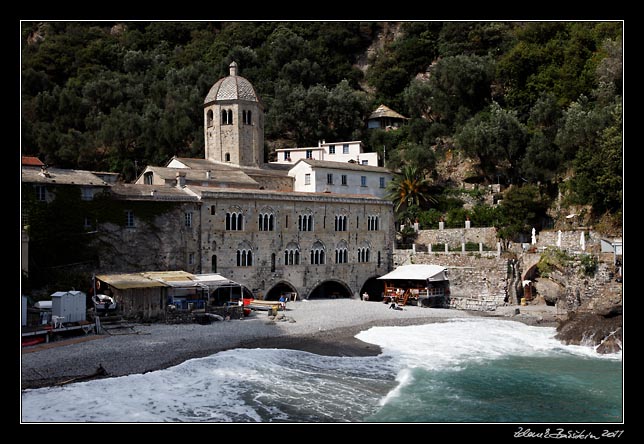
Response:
[93,294,117,314]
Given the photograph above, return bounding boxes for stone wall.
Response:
[535,229,600,253]
[394,250,509,311]
[96,201,201,273]
[414,227,498,249]
[96,190,396,303]
[202,192,395,300]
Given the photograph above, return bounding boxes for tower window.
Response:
[207,110,213,127]
[222,109,233,125]
[225,153,231,162]
[243,110,252,125]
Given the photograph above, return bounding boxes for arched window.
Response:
[335,215,347,232]
[285,243,300,266]
[236,243,253,267]
[368,215,380,231]
[210,205,216,216]
[378,251,381,267]
[243,110,252,125]
[298,212,314,232]
[207,110,213,127]
[258,210,275,231]
[227,109,233,125]
[335,240,348,264]
[221,110,227,125]
[211,255,217,273]
[224,153,231,162]
[357,247,371,263]
[271,253,276,272]
[226,211,244,231]
[310,241,325,265]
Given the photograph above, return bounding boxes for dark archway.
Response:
[265,281,297,301]
[359,276,384,302]
[308,280,352,299]
[210,285,253,306]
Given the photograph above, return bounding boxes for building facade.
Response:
[273,140,379,166]
[23,62,396,302]
[23,63,394,300]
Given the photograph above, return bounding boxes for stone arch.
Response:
[265,281,298,301]
[307,279,352,299]
[359,275,384,301]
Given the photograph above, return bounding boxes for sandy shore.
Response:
[21,300,558,390]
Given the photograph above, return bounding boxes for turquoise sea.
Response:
[21,318,622,423]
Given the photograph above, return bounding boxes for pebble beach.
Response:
[21,299,558,390]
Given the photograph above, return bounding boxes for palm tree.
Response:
[386,165,435,212]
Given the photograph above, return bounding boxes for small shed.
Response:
[95,273,168,320]
[51,290,86,323]
[367,104,408,130]
[378,264,450,307]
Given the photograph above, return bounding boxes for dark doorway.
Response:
[360,277,384,301]
[265,281,297,301]
[308,280,352,299]
[210,285,253,306]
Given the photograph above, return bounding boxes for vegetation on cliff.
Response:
[21,21,623,239]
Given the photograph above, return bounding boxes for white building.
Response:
[288,159,392,199]
[273,140,379,166]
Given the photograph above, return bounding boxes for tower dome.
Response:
[203,61,264,168]
[204,61,261,105]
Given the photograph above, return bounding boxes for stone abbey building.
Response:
[94,62,395,300]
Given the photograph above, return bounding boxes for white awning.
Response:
[378,264,448,282]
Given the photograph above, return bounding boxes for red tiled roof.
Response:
[22,156,44,167]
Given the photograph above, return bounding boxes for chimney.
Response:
[229,61,238,76]
[176,171,186,188]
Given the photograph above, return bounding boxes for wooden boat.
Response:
[93,294,117,313]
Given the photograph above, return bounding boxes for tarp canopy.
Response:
[378,264,449,282]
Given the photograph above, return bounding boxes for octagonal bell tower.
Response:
[203,61,264,167]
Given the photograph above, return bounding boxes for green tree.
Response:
[456,102,528,182]
[386,165,435,212]
[426,54,495,129]
[496,184,550,243]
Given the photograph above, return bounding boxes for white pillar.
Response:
[428,243,432,253]
[497,242,501,257]
[479,242,483,252]
[438,221,444,230]
[444,243,449,253]
[465,220,471,229]
[412,243,416,254]
[461,242,465,252]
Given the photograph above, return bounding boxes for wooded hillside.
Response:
[21,21,623,233]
